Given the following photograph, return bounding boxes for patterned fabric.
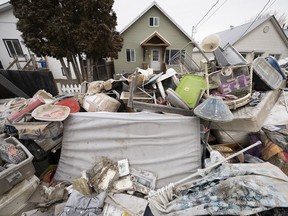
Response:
[150,162,288,216]
[0,140,27,164]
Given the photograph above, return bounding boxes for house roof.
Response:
[215,15,288,48]
[120,1,191,40]
[140,31,171,47]
[0,2,12,13]
[284,28,288,38]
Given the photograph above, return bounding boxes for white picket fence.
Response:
[60,84,81,94]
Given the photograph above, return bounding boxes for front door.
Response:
[150,49,161,71]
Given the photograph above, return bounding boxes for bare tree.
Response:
[250,10,287,27]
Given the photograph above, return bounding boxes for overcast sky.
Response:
[113,0,288,41]
[1,0,287,41]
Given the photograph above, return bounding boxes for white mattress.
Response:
[54,112,201,188]
[210,89,281,132]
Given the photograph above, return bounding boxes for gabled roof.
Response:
[140,31,170,47]
[0,2,12,13]
[120,1,191,40]
[284,29,288,38]
[215,15,288,48]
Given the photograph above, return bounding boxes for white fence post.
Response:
[61,84,81,94]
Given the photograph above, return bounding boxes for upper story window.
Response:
[149,17,159,27]
[3,39,24,57]
[126,49,136,62]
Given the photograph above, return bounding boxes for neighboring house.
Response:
[284,28,288,38]
[1,1,192,82]
[0,2,67,80]
[193,15,288,65]
[113,1,194,74]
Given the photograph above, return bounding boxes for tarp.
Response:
[54,112,201,188]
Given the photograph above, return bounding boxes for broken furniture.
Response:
[209,88,283,132]
[208,64,253,109]
[127,69,195,116]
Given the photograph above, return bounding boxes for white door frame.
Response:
[150,48,161,71]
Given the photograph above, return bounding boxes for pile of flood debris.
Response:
[1,44,288,215]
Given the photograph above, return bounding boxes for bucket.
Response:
[82,93,121,112]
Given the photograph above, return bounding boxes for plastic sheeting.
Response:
[54,112,201,188]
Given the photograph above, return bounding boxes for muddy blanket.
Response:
[149,162,288,215]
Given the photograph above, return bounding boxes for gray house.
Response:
[193,15,288,65]
[113,1,194,74]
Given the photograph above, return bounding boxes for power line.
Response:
[197,0,228,29]
[194,0,220,29]
[262,0,277,14]
[238,0,271,40]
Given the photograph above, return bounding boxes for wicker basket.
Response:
[268,155,288,175]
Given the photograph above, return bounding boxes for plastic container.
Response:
[0,137,35,195]
[253,57,282,90]
[222,43,247,65]
[267,56,286,80]
[175,74,206,108]
[214,43,247,66]
[0,175,39,216]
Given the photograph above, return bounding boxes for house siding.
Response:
[234,20,288,59]
[0,9,30,69]
[192,19,288,66]
[114,6,192,74]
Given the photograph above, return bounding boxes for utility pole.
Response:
[191,26,197,40]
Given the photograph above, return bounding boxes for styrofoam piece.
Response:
[0,175,40,216]
[0,137,35,195]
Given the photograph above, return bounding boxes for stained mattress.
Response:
[54,112,201,188]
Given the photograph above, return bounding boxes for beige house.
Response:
[113,1,195,74]
[193,15,288,65]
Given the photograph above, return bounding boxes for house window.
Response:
[269,53,281,60]
[165,49,186,64]
[239,52,248,59]
[126,49,136,62]
[149,17,159,27]
[253,52,263,59]
[3,39,24,57]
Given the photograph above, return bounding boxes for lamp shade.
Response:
[194,96,234,122]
